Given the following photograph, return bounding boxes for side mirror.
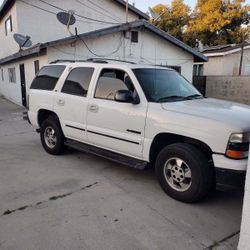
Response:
[115,90,140,104]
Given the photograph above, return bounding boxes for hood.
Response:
[161,98,250,131]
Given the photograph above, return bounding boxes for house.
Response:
[0,0,207,106]
[199,43,250,76]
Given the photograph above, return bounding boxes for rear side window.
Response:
[61,67,94,97]
[30,65,66,90]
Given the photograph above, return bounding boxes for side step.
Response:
[65,139,148,170]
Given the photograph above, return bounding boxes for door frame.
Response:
[19,63,27,107]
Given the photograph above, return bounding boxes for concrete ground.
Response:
[0,96,244,250]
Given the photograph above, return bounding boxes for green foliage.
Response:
[151,0,250,46]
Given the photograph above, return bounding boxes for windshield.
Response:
[133,68,202,102]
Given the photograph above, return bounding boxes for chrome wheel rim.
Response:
[44,126,57,149]
[163,157,192,192]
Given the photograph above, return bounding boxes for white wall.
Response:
[0,55,48,105]
[204,48,250,76]
[16,0,139,47]
[0,0,141,59]
[0,4,20,58]
[47,29,194,82]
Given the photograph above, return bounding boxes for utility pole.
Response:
[239,42,244,76]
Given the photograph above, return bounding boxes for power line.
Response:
[75,0,121,23]
[37,0,120,25]
[76,33,124,57]
[19,0,57,15]
[85,0,124,22]
[19,0,114,25]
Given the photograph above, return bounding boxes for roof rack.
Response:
[49,58,136,65]
[87,58,136,64]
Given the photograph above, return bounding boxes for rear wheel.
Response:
[155,143,214,203]
[40,116,65,155]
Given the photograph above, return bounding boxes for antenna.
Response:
[13,33,32,51]
[57,11,76,36]
[126,0,129,22]
[148,7,161,20]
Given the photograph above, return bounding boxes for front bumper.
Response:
[213,153,247,187]
[215,168,246,187]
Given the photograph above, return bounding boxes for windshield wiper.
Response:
[186,94,203,99]
[157,95,187,102]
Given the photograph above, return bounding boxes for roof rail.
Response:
[49,58,136,65]
[49,59,108,64]
[87,58,136,64]
[49,59,78,64]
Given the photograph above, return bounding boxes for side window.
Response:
[34,60,40,74]
[5,16,12,36]
[8,68,16,83]
[95,69,134,100]
[30,65,66,90]
[1,68,4,81]
[61,67,94,97]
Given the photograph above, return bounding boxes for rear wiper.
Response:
[157,95,187,102]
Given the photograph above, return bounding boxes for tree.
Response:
[151,0,250,47]
[152,0,190,41]
[185,0,250,46]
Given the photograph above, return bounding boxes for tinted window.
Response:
[133,68,201,102]
[62,67,94,97]
[30,65,65,90]
[95,69,134,100]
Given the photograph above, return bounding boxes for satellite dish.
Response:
[13,33,32,49]
[148,7,161,20]
[57,11,76,26]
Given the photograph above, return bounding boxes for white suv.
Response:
[27,59,249,203]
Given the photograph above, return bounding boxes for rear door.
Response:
[54,66,95,142]
[86,67,148,159]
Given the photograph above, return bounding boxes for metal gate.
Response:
[193,76,207,96]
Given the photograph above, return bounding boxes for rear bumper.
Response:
[215,167,246,187]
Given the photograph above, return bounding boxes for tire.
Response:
[155,143,214,203]
[40,116,65,155]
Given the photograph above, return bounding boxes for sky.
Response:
[0,0,250,12]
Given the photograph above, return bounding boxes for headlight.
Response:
[226,133,250,159]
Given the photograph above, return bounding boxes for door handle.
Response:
[89,104,99,112]
[57,99,65,106]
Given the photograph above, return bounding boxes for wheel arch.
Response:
[149,133,214,165]
[37,109,59,127]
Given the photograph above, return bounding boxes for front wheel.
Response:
[40,116,65,155]
[155,143,214,203]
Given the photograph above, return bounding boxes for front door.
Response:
[54,66,95,142]
[87,67,147,159]
[19,64,26,107]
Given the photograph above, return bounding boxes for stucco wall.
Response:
[0,4,19,58]
[206,76,250,105]
[16,0,139,46]
[0,0,141,59]
[204,48,250,76]
[0,55,48,105]
[47,29,194,82]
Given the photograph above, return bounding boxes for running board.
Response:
[65,139,148,170]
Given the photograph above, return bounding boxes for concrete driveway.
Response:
[0,96,243,250]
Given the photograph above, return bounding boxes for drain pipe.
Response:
[238,149,250,249]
